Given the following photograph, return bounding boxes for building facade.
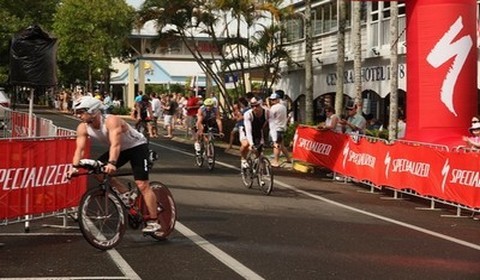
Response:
[278,1,477,126]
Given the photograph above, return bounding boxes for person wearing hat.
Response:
[268,93,291,167]
[462,121,480,149]
[240,97,270,169]
[339,101,366,134]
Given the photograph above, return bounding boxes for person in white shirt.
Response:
[268,93,292,167]
[318,105,343,133]
[150,92,162,138]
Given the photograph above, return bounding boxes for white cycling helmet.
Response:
[73,96,103,114]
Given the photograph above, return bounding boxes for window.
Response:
[312,2,337,36]
[284,17,304,43]
[370,2,406,48]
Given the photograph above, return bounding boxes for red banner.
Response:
[0,138,87,219]
[293,127,480,208]
[406,0,477,145]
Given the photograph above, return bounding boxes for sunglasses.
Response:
[251,104,260,108]
[75,109,87,115]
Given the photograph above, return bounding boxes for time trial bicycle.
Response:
[195,126,221,171]
[241,144,274,195]
[71,159,176,250]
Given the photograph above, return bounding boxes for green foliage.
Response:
[365,129,389,140]
[53,0,135,86]
[110,106,131,115]
[284,122,299,147]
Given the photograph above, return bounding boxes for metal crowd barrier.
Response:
[1,108,78,231]
[332,133,479,220]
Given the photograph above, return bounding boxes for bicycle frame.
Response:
[241,144,274,195]
[73,159,176,250]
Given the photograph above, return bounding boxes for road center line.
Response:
[175,222,265,280]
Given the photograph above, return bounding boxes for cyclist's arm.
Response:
[72,123,88,166]
[243,111,254,146]
[105,116,123,168]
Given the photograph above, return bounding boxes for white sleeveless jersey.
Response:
[86,114,147,150]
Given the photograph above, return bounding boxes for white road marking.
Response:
[155,142,480,252]
[175,222,265,280]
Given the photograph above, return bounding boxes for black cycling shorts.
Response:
[98,143,150,181]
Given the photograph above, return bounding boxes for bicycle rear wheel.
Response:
[257,157,274,195]
[78,187,126,250]
[241,158,254,188]
[207,141,215,171]
[142,182,177,240]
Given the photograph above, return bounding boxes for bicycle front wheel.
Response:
[78,187,126,250]
[147,182,177,240]
[207,141,215,171]
[257,157,274,195]
[241,158,254,189]
[195,143,204,167]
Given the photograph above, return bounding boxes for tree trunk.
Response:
[335,0,347,116]
[304,0,314,124]
[388,2,399,140]
[352,1,362,110]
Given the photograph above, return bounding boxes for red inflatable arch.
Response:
[361,0,477,146]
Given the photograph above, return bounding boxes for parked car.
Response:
[0,88,11,129]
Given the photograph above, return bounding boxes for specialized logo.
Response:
[441,160,450,193]
[426,16,473,117]
[384,152,391,179]
[342,142,350,169]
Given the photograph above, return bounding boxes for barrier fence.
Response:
[0,110,87,226]
[292,126,480,213]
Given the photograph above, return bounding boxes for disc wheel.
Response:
[140,182,177,240]
[257,158,274,195]
[78,187,126,250]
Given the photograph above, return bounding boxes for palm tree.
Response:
[388,1,399,140]
[304,0,313,124]
[352,1,362,109]
[335,0,347,116]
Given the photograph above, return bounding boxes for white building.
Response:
[277,1,468,125]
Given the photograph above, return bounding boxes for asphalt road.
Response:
[1,108,480,280]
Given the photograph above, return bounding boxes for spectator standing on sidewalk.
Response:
[462,116,480,150]
[268,93,292,167]
[340,101,367,134]
[162,94,176,138]
[150,92,161,138]
[185,91,201,139]
[318,105,342,133]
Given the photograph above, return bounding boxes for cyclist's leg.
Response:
[127,144,160,230]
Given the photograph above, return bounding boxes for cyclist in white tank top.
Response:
[85,114,148,150]
[69,96,161,233]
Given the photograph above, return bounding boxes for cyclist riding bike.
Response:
[194,98,224,154]
[240,97,270,169]
[69,96,161,233]
[135,94,154,137]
